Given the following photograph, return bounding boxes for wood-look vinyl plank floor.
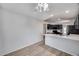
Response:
[5,41,71,56]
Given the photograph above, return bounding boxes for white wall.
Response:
[0,7,43,55]
[0,9,4,55]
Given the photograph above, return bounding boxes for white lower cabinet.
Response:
[45,36,79,56]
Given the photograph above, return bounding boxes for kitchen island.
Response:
[44,34,79,56]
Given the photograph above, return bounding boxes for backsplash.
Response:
[46,24,79,35]
[68,25,79,34]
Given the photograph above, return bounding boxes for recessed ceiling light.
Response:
[65,10,69,13]
[61,20,70,22]
[50,14,54,17]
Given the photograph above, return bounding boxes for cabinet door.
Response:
[45,36,79,55]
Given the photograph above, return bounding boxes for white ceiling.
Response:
[0,3,79,24]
